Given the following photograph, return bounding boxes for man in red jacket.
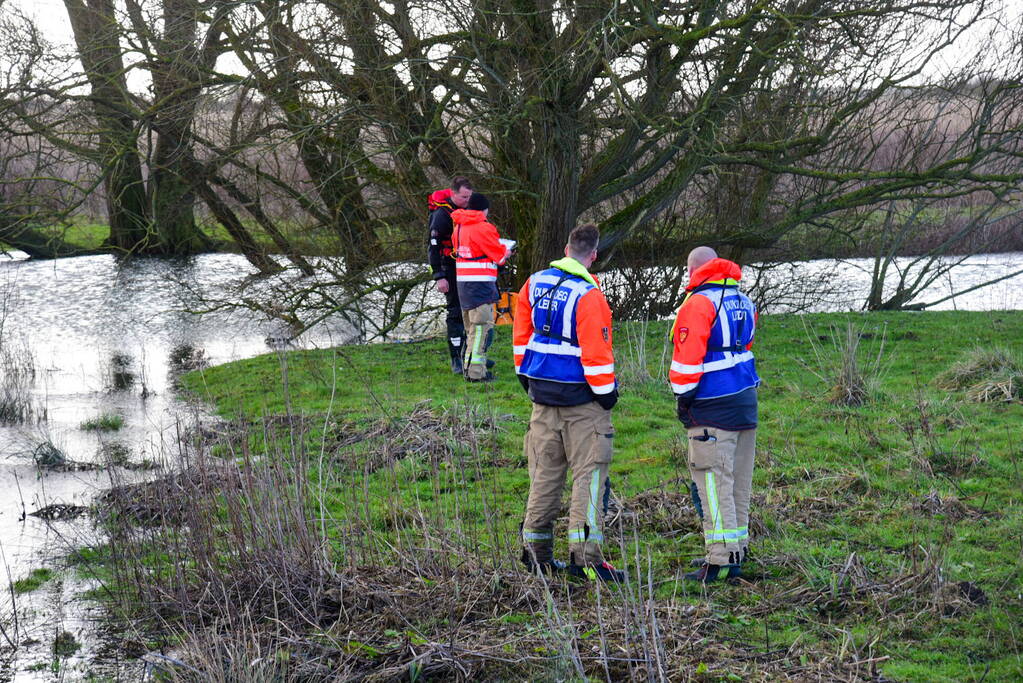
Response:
[450,193,512,381]
[428,177,474,373]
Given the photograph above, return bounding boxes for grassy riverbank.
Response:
[101,310,1022,680]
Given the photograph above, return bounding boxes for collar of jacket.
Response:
[687,257,742,290]
[549,257,598,287]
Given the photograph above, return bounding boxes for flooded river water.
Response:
[0,250,1019,680]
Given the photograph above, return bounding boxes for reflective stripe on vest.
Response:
[455,260,498,282]
[518,269,594,383]
[681,287,760,400]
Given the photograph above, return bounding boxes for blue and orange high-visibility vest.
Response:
[669,258,759,399]
[513,257,616,396]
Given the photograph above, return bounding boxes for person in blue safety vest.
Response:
[669,246,760,583]
[514,223,625,583]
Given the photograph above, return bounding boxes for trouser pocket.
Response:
[687,427,720,470]
[590,408,615,464]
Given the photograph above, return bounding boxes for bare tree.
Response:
[2,0,1022,328]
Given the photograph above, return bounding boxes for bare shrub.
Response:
[614,319,669,387]
[0,335,36,424]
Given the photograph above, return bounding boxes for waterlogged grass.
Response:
[79,413,124,432]
[19,218,335,257]
[12,568,54,595]
[170,310,1023,680]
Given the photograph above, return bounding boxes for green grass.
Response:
[12,567,55,594]
[79,413,124,432]
[169,310,1023,680]
[9,217,341,257]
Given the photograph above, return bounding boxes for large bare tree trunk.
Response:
[533,108,582,274]
[146,0,206,254]
[63,0,150,251]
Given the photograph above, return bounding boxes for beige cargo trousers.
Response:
[522,401,613,566]
[461,303,495,380]
[687,426,756,565]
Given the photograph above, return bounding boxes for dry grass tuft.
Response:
[750,548,984,625]
[935,347,1023,402]
[326,401,501,472]
[912,491,991,522]
[620,480,702,536]
[98,461,241,526]
[802,322,888,407]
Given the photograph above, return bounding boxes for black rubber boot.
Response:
[566,552,625,584]
[685,551,742,582]
[521,544,566,575]
[688,558,742,579]
[448,335,465,374]
[567,561,625,584]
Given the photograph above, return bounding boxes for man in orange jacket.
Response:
[450,194,513,381]
[514,223,624,583]
[669,246,760,583]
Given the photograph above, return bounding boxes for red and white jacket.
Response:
[450,209,511,282]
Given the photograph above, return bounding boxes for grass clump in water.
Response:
[80,413,124,432]
[0,337,36,423]
[936,348,1023,402]
[12,568,54,594]
[52,630,80,657]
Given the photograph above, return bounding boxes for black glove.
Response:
[676,392,696,427]
[595,388,619,411]
[517,373,530,394]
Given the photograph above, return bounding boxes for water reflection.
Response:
[0,253,354,678]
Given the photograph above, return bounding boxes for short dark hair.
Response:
[568,223,599,257]
[467,193,490,211]
[451,176,473,192]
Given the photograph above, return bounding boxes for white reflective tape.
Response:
[583,364,614,375]
[526,340,581,356]
[671,352,754,375]
[457,275,498,282]
[703,351,753,371]
[513,345,528,354]
[671,360,703,374]
[457,262,497,271]
[590,381,616,395]
[718,301,732,348]
[671,382,698,393]
[430,239,437,245]
[560,288,585,340]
